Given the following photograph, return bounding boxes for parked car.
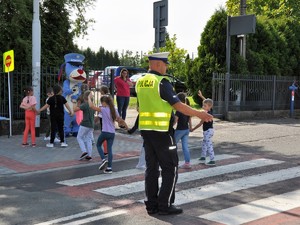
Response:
[130,73,187,97]
[129,73,145,96]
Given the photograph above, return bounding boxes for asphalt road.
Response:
[1,116,300,225]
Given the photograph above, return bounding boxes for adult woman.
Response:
[114,68,133,123]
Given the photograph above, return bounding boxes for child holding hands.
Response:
[20,86,38,147]
[191,90,215,166]
[88,92,127,173]
[39,84,73,148]
[74,90,95,161]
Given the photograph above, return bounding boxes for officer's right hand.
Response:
[197,110,213,122]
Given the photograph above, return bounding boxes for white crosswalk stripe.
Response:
[57,154,239,186]
[53,154,300,225]
[199,190,300,225]
[173,166,300,205]
[95,158,283,196]
[35,207,126,225]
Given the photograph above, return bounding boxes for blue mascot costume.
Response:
[58,53,87,137]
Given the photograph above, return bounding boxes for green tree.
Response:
[119,50,143,67]
[160,34,187,80]
[189,8,228,103]
[0,0,33,69]
[41,0,76,67]
[226,0,300,20]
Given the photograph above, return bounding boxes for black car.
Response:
[130,73,187,97]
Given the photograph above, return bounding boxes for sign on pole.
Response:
[153,0,168,51]
[3,50,14,137]
[3,50,14,72]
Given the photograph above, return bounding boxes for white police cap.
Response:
[147,52,170,64]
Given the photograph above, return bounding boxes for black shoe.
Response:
[158,205,183,215]
[147,208,159,215]
[79,152,88,160]
[85,156,92,161]
[98,159,107,170]
[103,168,112,174]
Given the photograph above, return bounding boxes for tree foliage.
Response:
[144,34,188,80]
[188,8,227,103]
[80,47,120,70]
[0,0,33,69]
[226,0,300,20]
[188,1,300,103]
[0,0,96,70]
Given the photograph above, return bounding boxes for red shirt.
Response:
[114,76,130,97]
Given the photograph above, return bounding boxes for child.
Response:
[88,93,127,174]
[43,87,60,143]
[174,92,192,169]
[20,86,38,147]
[39,84,73,148]
[127,113,146,170]
[191,91,215,166]
[98,85,110,155]
[74,90,94,161]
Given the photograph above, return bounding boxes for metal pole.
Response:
[155,6,160,52]
[32,0,41,136]
[8,71,12,136]
[225,16,231,120]
[226,16,231,75]
[240,0,247,59]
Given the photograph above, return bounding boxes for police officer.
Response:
[136,52,213,215]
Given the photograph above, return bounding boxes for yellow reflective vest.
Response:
[136,73,172,131]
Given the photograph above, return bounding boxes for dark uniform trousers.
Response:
[141,130,179,211]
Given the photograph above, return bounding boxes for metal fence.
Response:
[0,67,60,119]
[212,73,300,116]
[1,69,299,119]
[0,67,101,120]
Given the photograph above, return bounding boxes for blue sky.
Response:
[76,0,227,56]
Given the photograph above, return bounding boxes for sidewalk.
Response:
[0,109,144,176]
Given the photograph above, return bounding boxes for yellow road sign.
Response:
[3,50,14,72]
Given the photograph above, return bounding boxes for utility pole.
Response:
[239,0,247,59]
[32,0,41,136]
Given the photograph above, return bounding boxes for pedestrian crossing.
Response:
[43,154,300,225]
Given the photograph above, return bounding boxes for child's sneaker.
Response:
[199,157,206,164]
[44,136,50,141]
[46,143,54,148]
[22,143,29,147]
[61,142,68,147]
[79,152,88,160]
[104,168,112,174]
[54,137,60,143]
[136,165,146,170]
[206,161,216,166]
[32,143,36,147]
[179,162,192,169]
[98,159,108,170]
[85,156,92,161]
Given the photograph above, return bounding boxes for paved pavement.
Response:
[0,108,299,176]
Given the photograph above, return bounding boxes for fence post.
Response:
[272,76,276,111]
[224,73,230,120]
